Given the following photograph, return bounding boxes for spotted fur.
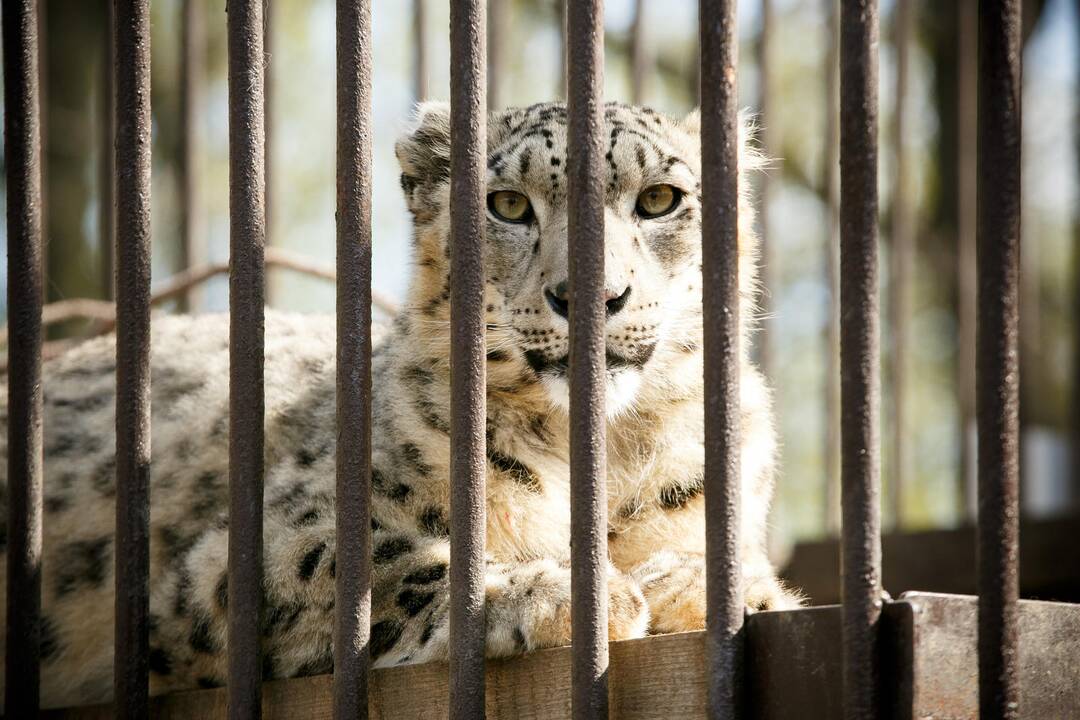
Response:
[0,101,798,709]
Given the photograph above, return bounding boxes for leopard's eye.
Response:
[488,191,533,223]
[635,184,681,218]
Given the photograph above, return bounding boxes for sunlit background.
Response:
[1,0,1078,562]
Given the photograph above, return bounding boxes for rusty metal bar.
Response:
[887,0,913,530]
[756,0,773,379]
[956,0,978,521]
[629,0,646,104]
[3,1,44,715]
[976,0,1022,717]
[413,0,428,101]
[98,0,115,301]
[333,1,374,718]
[567,2,609,718]
[180,0,204,310]
[699,0,743,717]
[839,0,882,717]
[113,1,153,717]
[227,1,267,717]
[823,0,842,536]
[448,1,488,718]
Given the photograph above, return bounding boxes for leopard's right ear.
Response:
[396,102,452,219]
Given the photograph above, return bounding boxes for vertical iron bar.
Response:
[823,0,842,536]
[113,1,153,717]
[976,1,1022,718]
[699,1,742,718]
[333,1,373,718]
[98,0,116,301]
[756,0,773,379]
[568,1,608,718]
[629,0,646,104]
[413,0,428,101]
[956,0,978,522]
[3,1,44,715]
[227,1,267,717]
[887,0,913,529]
[180,0,205,309]
[448,1,488,718]
[839,0,882,717]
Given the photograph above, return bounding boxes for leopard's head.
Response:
[396,101,761,417]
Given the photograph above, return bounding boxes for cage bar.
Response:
[838,0,882,717]
[179,0,204,310]
[887,0,913,529]
[976,1,1022,718]
[566,3,609,719]
[448,1,488,718]
[226,1,268,717]
[3,1,45,715]
[333,1,374,718]
[112,1,154,716]
[698,1,743,718]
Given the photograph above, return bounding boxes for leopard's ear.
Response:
[396,101,452,219]
[681,109,701,136]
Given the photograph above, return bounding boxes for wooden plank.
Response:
[43,596,1080,719]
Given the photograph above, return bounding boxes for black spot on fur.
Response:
[513,626,527,651]
[399,443,432,476]
[486,349,510,362]
[174,571,192,616]
[488,450,542,492]
[197,676,220,689]
[263,602,304,637]
[296,448,318,467]
[215,572,229,610]
[418,506,450,537]
[404,563,447,585]
[419,621,436,645]
[384,482,412,502]
[149,647,173,676]
[397,589,436,616]
[293,508,320,527]
[658,473,704,510]
[54,537,111,597]
[51,392,111,413]
[298,542,327,580]
[373,537,413,565]
[189,613,218,654]
[44,495,69,513]
[370,620,404,658]
[39,615,61,661]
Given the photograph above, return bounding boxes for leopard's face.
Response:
[397,102,754,417]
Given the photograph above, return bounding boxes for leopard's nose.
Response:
[543,280,632,319]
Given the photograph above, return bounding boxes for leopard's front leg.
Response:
[629,550,801,634]
[368,532,650,667]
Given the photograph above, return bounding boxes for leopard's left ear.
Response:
[681,109,701,136]
[396,101,452,220]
